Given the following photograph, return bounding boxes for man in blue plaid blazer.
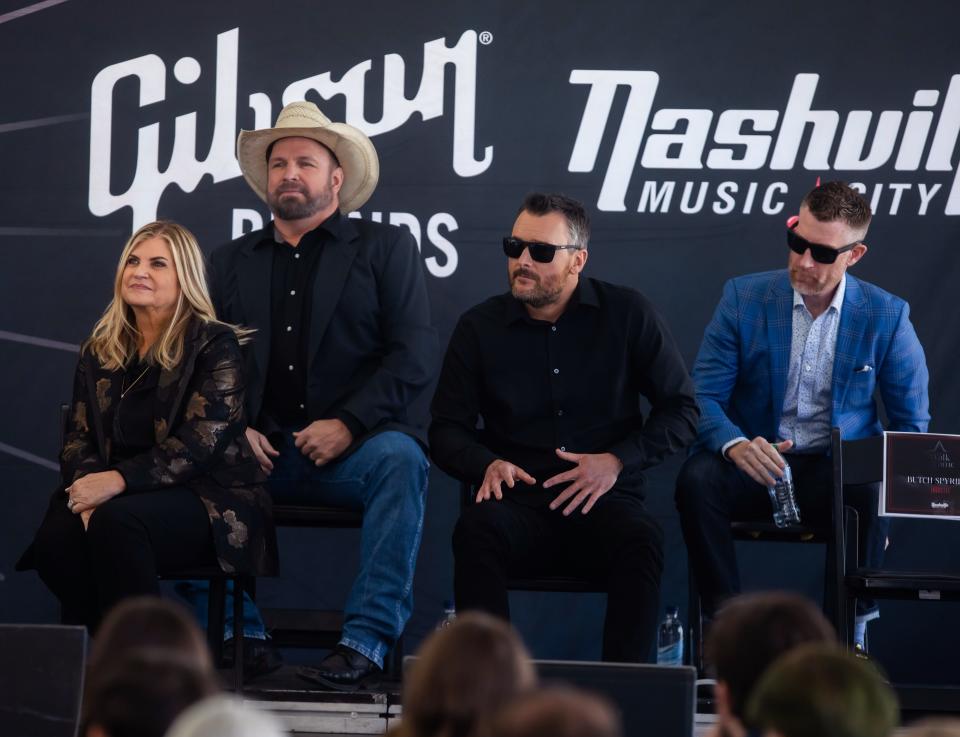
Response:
[676,182,929,647]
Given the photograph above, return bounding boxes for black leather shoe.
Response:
[221,638,283,681]
[297,645,381,690]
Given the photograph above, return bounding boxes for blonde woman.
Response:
[18,221,277,631]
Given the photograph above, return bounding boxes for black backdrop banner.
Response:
[2,0,958,682]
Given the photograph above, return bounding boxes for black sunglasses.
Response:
[503,236,580,264]
[786,223,860,265]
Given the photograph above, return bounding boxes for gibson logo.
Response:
[568,71,960,216]
[88,28,491,228]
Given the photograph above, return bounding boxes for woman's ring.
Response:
[67,498,75,511]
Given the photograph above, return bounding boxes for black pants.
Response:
[30,485,216,631]
[675,450,886,618]
[453,490,664,662]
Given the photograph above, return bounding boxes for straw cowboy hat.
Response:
[236,101,379,213]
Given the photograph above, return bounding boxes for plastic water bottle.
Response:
[437,601,457,629]
[656,606,684,666]
[767,455,801,528]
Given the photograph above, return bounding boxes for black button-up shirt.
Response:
[259,212,340,430]
[429,277,699,505]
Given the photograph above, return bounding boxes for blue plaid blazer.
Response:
[692,270,930,454]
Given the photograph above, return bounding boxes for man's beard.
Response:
[509,268,565,308]
[789,268,828,295]
[268,183,334,220]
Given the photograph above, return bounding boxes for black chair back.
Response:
[834,431,960,644]
[536,660,696,737]
[0,624,87,737]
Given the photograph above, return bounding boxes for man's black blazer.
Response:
[208,216,438,453]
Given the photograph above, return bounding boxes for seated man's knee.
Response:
[452,504,505,558]
[675,451,725,512]
[609,517,665,574]
[361,431,428,480]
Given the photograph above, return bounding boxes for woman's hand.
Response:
[66,470,126,515]
[246,427,280,474]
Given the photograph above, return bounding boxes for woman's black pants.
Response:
[29,485,217,631]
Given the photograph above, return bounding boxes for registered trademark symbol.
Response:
[479,31,493,45]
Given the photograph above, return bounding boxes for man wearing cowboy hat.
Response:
[208,101,438,686]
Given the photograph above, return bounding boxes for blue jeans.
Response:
[175,579,266,641]
[268,430,428,667]
[182,430,428,665]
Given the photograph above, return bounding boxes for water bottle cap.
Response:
[666,605,680,617]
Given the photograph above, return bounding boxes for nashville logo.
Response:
[568,71,960,216]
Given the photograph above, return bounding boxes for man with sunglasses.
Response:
[430,192,699,662]
[676,181,929,650]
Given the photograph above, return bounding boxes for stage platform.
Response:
[232,666,959,736]
[233,665,720,736]
[239,666,400,735]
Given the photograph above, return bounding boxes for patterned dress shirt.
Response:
[776,275,847,451]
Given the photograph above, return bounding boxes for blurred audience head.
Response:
[706,591,836,734]
[746,643,899,737]
[88,596,212,675]
[392,611,536,737]
[165,695,288,737]
[486,686,622,737]
[81,649,219,737]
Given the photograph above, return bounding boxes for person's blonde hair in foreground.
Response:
[388,612,536,737]
[746,643,899,737]
[485,687,622,737]
[902,719,960,737]
[165,695,287,737]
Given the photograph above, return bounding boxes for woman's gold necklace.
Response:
[120,364,150,399]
